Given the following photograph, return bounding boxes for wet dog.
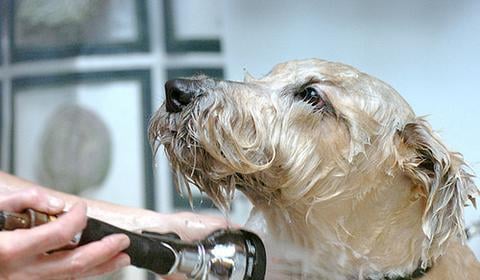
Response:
[149,59,480,279]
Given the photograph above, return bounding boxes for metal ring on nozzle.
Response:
[170,229,267,280]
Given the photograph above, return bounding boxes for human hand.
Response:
[0,189,131,280]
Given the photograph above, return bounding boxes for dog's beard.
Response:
[149,104,233,212]
[149,93,278,213]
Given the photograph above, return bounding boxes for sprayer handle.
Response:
[79,218,177,275]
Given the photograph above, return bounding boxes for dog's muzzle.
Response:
[165,79,206,113]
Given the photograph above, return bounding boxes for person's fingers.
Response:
[0,188,65,214]
[10,202,87,256]
[34,234,130,279]
[76,253,130,278]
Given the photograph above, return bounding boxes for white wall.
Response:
[223,0,480,256]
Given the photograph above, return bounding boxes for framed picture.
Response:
[8,0,149,62]
[0,83,3,170]
[10,70,155,212]
[163,0,221,53]
[0,0,3,65]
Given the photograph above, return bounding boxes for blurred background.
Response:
[0,0,479,278]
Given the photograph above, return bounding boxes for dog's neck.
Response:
[246,172,429,279]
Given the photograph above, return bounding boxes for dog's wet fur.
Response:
[150,59,480,279]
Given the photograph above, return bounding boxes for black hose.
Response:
[79,217,177,275]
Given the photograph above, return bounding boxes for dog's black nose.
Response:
[165,79,199,113]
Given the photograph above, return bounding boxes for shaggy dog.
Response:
[149,59,480,279]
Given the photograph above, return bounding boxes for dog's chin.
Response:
[151,113,236,212]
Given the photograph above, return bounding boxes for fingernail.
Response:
[119,235,130,248]
[48,196,65,209]
[117,254,131,268]
[106,234,130,248]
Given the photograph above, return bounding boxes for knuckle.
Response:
[0,242,18,262]
[68,254,88,275]
[57,214,85,236]
[23,188,43,205]
[52,226,74,245]
[26,188,41,199]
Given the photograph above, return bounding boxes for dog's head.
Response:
[149,59,477,264]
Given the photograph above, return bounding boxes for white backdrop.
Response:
[223,0,480,256]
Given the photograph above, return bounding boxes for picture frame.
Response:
[8,0,150,62]
[0,84,3,170]
[10,70,156,211]
[163,0,221,53]
[166,67,224,210]
[0,0,3,65]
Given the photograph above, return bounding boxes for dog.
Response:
[149,59,480,279]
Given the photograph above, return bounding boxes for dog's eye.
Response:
[295,87,325,108]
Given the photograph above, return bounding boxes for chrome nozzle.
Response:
[165,229,266,280]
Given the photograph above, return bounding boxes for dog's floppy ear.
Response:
[399,118,477,258]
